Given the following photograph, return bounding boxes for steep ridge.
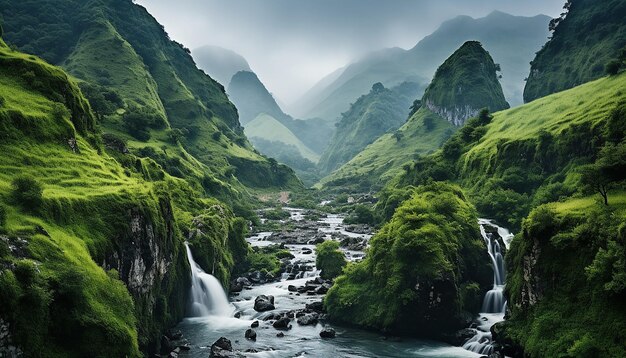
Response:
[192,45,252,86]
[0,0,301,195]
[421,41,509,126]
[319,41,508,192]
[377,72,626,356]
[524,0,626,102]
[318,82,423,174]
[294,11,550,121]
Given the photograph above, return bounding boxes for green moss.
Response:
[325,183,490,337]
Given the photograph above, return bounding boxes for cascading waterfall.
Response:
[463,220,510,355]
[184,243,232,317]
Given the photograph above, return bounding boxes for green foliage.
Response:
[11,176,43,211]
[524,0,626,102]
[240,245,293,277]
[504,202,626,357]
[123,105,165,141]
[318,81,422,174]
[0,205,6,228]
[315,241,347,280]
[325,183,490,336]
[343,204,377,226]
[421,41,509,120]
[263,207,291,220]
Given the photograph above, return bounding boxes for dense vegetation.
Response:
[319,40,510,193]
[315,241,347,280]
[325,183,490,337]
[0,0,300,197]
[524,0,626,102]
[421,41,509,126]
[318,82,423,174]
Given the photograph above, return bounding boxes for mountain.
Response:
[192,45,251,86]
[0,36,238,357]
[319,41,508,192]
[227,69,335,157]
[0,0,300,194]
[523,0,626,102]
[318,81,424,174]
[245,114,320,163]
[378,71,626,357]
[294,11,550,121]
[228,70,289,126]
[421,41,509,125]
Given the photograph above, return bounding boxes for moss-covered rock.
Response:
[325,183,491,338]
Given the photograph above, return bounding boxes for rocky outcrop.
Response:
[102,198,189,353]
[423,99,479,127]
[0,319,22,358]
[519,239,543,308]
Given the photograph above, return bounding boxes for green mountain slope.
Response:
[317,108,454,192]
[319,41,509,193]
[421,41,509,125]
[245,113,320,163]
[523,0,626,102]
[384,72,626,357]
[318,82,423,174]
[294,11,550,121]
[0,0,300,194]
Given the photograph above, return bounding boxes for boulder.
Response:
[306,301,324,312]
[254,295,275,312]
[272,317,291,330]
[244,329,257,341]
[319,327,336,338]
[251,320,259,328]
[276,332,285,338]
[296,314,319,326]
[288,285,297,292]
[209,337,244,358]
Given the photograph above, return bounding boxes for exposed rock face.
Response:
[423,100,479,127]
[0,319,23,358]
[519,240,543,308]
[102,198,189,353]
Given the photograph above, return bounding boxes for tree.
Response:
[408,99,422,117]
[371,82,384,93]
[606,60,622,76]
[316,241,347,280]
[580,164,610,205]
[393,130,404,142]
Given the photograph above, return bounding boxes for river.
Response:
[175,209,509,357]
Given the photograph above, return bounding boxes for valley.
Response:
[0,0,625,357]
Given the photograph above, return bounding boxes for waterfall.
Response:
[184,243,232,317]
[463,220,510,355]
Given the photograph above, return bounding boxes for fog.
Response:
[136,0,565,104]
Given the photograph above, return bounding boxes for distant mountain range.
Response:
[292,11,550,122]
[192,45,251,86]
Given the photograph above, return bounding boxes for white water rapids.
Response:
[463,219,513,355]
[184,243,233,317]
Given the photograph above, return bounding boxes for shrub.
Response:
[344,205,376,225]
[605,59,622,76]
[316,241,347,280]
[11,176,43,211]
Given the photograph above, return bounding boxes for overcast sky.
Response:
[136,0,564,104]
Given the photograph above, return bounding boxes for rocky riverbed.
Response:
[172,208,481,358]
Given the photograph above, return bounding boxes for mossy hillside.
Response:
[317,107,455,193]
[523,0,626,102]
[0,42,249,355]
[318,82,423,174]
[503,195,626,357]
[387,73,626,230]
[421,41,509,126]
[0,0,301,195]
[325,183,491,337]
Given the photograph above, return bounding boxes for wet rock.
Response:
[450,328,476,346]
[288,285,297,292]
[254,295,275,312]
[209,337,244,358]
[272,317,291,330]
[296,314,318,326]
[245,329,257,341]
[306,301,324,312]
[315,285,329,294]
[319,327,336,338]
[302,249,313,255]
[160,335,173,354]
[251,320,259,328]
[166,329,183,340]
[276,332,285,338]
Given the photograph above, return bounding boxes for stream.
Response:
[175,209,512,357]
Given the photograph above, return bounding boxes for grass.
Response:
[318,107,455,191]
[245,113,320,162]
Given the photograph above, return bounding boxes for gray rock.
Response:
[244,329,257,341]
[254,295,275,312]
[272,317,291,330]
[319,327,336,338]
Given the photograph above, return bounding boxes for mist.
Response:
[136,0,565,104]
